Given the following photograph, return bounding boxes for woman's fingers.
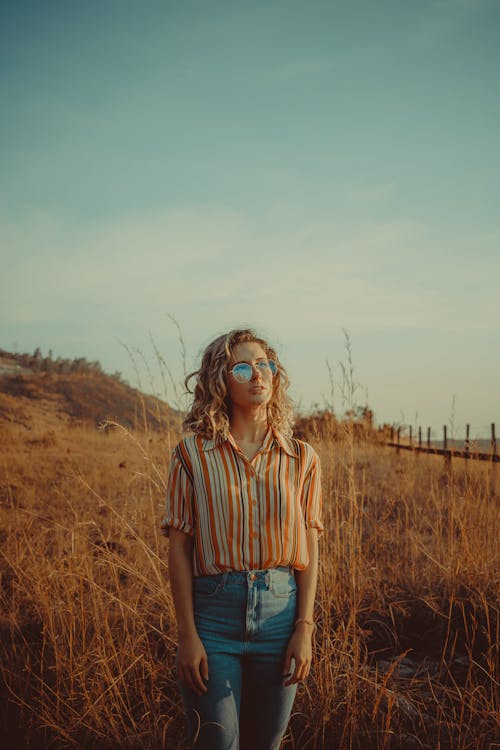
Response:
[177,637,209,696]
[284,658,311,686]
[200,655,209,682]
[190,664,208,695]
[297,661,310,682]
[282,650,292,680]
[178,661,209,696]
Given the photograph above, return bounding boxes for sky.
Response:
[1,0,499,438]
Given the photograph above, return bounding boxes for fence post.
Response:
[383,420,497,464]
[443,425,452,469]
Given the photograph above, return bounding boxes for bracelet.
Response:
[295,618,316,629]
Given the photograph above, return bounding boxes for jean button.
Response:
[250,573,256,581]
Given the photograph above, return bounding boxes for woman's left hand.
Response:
[282,624,313,686]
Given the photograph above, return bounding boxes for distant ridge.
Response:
[0,348,176,432]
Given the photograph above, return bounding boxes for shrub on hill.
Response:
[0,347,123,380]
[0,347,175,431]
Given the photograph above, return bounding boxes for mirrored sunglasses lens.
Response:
[232,363,252,382]
[256,361,274,375]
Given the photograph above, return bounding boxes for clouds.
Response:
[2,202,482,343]
[1,207,241,299]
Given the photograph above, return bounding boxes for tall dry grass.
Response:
[0,414,498,749]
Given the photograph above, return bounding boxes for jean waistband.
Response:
[194,566,293,586]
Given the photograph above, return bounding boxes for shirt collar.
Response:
[201,426,298,458]
[271,428,299,457]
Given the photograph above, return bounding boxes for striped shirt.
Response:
[162,427,323,576]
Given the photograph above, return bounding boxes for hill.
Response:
[0,348,176,432]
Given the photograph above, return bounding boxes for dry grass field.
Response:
[0,389,498,748]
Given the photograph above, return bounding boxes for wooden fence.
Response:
[379,422,499,464]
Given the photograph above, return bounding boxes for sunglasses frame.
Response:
[229,359,278,383]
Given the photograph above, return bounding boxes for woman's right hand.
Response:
[177,632,209,696]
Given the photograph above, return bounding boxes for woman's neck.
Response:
[230,406,269,444]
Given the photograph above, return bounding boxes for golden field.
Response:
[0,391,498,749]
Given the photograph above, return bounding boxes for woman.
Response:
[162,328,323,750]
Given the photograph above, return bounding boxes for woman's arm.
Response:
[282,527,319,686]
[168,527,209,696]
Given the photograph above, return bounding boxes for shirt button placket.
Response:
[251,473,260,562]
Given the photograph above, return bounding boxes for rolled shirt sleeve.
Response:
[301,448,324,536]
[161,448,195,537]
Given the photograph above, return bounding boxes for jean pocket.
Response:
[270,572,297,599]
[193,575,223,598]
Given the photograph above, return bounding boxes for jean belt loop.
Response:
[265,570,271,589]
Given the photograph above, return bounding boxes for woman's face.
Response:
[227,341,274,412]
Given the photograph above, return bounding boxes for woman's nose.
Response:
[250,364,262,381]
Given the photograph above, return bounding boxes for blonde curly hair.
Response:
[183,329,294,440]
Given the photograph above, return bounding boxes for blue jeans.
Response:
[178,567,298,750]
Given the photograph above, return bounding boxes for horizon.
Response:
[1,341,496,440]
[1,0,499,437]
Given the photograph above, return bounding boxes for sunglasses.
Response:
[229,360,277,383]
